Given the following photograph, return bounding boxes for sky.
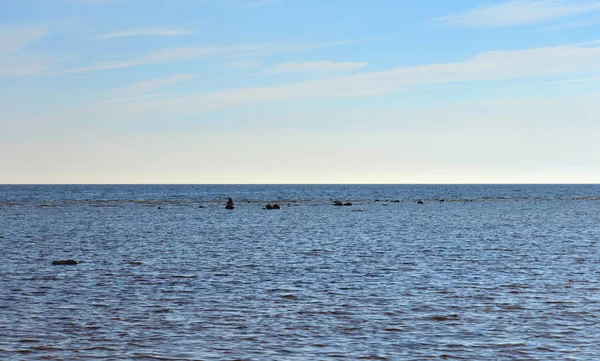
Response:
[1,0,600,184]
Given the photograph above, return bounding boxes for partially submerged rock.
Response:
[52,259,78,265]
[265,203,281,210]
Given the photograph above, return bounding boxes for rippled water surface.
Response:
[1,185,600,360]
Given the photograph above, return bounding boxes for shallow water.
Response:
[1,185,600,360]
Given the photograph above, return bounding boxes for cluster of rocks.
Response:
[223,198,283,210]
[155,197,465,211]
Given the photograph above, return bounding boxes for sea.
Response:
[1,184,599,360]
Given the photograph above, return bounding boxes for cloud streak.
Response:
[0,25,47,55]
[264,60,368,74]
[53,43,271,74]
[97,27,196,39]
[53,39,369,75]
[539,14,600,30]
[0,25,59,78]
[113,74,197,96]
[437,0,600,27]
[546,74,600,84]
[91,42,600,116]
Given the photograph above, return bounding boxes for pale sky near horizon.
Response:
[1,0,600,184]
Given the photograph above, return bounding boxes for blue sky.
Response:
[2,0,600,183]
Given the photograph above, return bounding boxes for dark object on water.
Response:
[198,205,204,208]
[157,206,161,209]
[266,203,281,210]
[52,259,78,265]
[417,199,424,204]
[439,199,445,202]
[333,201,344,206]
[391,200,400,203]
[343,202,352,206]
[225,198,235,210]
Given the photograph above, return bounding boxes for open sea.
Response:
[1,184,600,360]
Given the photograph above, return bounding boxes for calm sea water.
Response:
[1,184,600,360]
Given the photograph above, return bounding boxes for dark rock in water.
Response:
[265,203,281,210]
[198,205,205,208]
[127,261,142,266]
[157,206,162,209]
[333,201,344,206]
[439,199,445,202]
[417,200,424,204]
[52,259,78,265]
[265,203,273,210]
[391,200,400,203]
[225,204,235,210]
[343,202,352,206]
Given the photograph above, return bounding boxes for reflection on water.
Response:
[1,185,600,360]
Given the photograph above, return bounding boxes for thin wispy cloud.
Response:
[0,25,47,55]
[113,74,198,96]
[227,59,262,69]
[53,43,271,75]
[97,27,196,39]
[87,94,165,105]
[264,60,368,74]
[0,54,60,78]
[93,42,600,116]
[546,74,600,84]
[437,0,600,28]
[53,39,369,75]
[539,14,600,30]
[0,25,59,78]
